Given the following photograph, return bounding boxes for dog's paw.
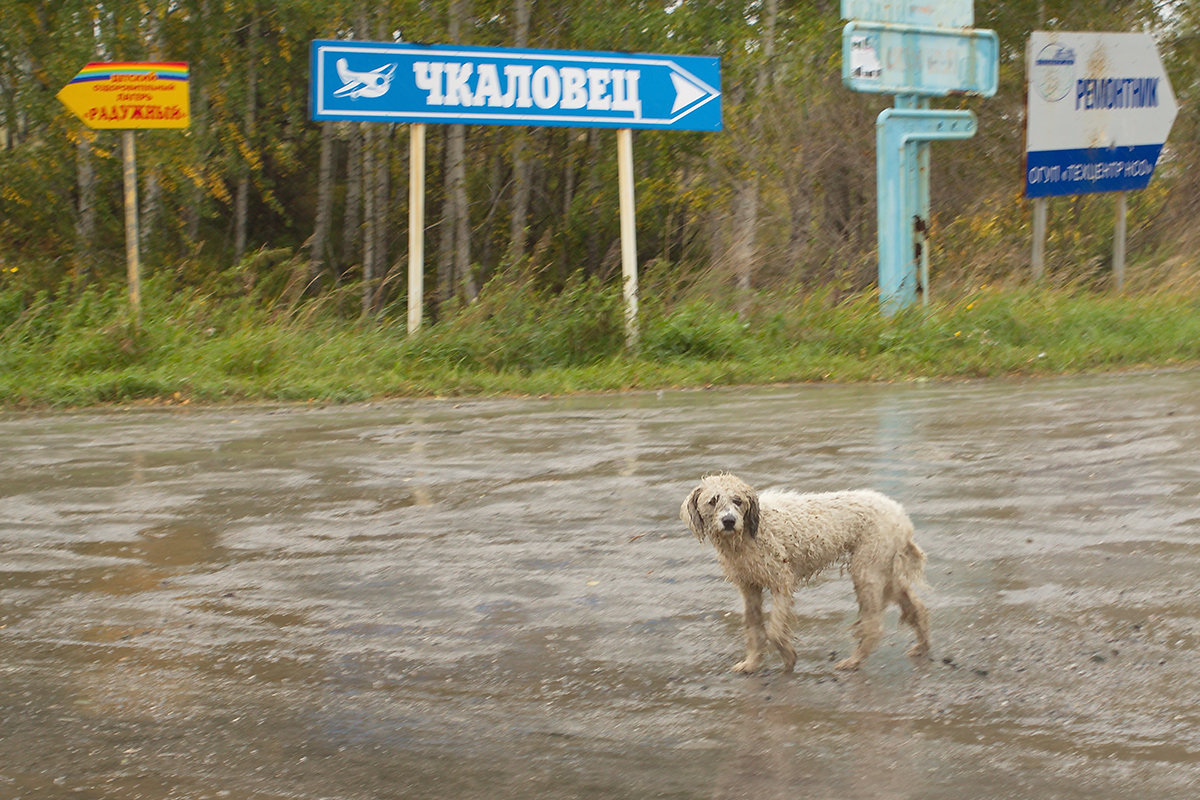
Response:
[731,659,760,674]
[906,643,930,659]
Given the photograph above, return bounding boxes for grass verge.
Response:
[2,275,1199,409]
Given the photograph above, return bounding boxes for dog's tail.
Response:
[894,539,929,590]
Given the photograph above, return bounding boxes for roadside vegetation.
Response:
[4,261,1199,408]
[2,2,1198,408]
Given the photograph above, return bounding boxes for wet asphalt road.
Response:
[2,372,1199,798]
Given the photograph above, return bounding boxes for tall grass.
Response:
[2,271,1199,408]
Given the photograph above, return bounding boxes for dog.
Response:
[680,474,930,672]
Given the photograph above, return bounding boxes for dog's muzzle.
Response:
[720,512,738,532]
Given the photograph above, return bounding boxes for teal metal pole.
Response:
[876,107,976,315]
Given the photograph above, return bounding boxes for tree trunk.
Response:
[361,122,376,315]
[371,124,391,311]
[730,0,776,304]
[451,125,472,299]
[234,12,259,264]
[506,0,532,265]
[438,0,473,306]
[342,125,362,279]
[186,82,208,248]
[140,2,165,255]
[72,132,96,286]
[436,133,455,313]
[309,121,335,283]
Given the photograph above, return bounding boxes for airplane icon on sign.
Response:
[333,59,397,99]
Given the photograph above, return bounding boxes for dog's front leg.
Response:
[767,588,797,673]
[733,583,766,673]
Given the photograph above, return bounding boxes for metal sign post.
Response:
[876,108,977,313]
[407,123,426,335]
[121,131,142,322]
[311,40,721,342]
[841,2,998,314]
[616,128,638,348]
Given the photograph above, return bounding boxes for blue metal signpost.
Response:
[840,1,997,314]
[876,108,977,311]
[311,40,721,341]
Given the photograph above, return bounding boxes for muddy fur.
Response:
[681,473,930,673]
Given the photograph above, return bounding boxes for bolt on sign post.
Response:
[840,1,998,315]
[310,41,722,346]
[57,62,191,320]
[1025,32,1178,288]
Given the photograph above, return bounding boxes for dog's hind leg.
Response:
[733,583,767,673]
[767,588,797,673]
[836,577,886,671]
[897,585,931,658]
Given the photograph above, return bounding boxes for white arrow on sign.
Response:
[669,71,708,114]
[1026,31,1179,197]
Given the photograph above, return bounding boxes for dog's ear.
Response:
[682,486,705,541]
[744,490,760,539]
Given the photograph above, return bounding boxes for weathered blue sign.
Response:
[842,22,999,98]
[310,40,722,131]
[841,0,974,28]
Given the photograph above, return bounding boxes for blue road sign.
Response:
[843,22,999,98]
[311,40,722,131]
[841,0,973,28]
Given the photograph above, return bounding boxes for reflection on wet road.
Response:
[2,372,1199,798]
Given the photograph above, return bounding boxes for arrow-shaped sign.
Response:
[311,40,722,131]
[56,62,190,129]
[1026,31,1178,197]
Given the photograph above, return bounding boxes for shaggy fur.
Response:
[681,474,930,672]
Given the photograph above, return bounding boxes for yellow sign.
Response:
[56,62,190,129]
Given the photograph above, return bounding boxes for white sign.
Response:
[1026,31,1178,197]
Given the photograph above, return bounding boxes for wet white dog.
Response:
[681,474,930,672]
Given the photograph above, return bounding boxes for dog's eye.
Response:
[732,497,743,507]
[707,496,718,507]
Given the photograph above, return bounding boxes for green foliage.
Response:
[2,0,1196,305]
[642,299,748,361]
[411,272,627,372]
[3,272,1200,408]
[2,0,1199,409]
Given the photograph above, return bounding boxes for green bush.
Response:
[643,299,747,360]
[3,268,1200,408]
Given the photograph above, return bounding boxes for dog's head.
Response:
[680,474,760,543]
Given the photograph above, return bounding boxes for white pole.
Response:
[1031,197,1047,281]
[1113,191,1127,291]
[121,130,141,323]
[616,128,638,349]
[408,123,426,335]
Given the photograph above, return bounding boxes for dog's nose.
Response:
[721,513,737,531]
